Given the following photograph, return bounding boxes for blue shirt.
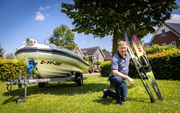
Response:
[111,52,131,78]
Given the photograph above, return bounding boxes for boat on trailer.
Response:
[7,38,89,103]
[15,38,89,79]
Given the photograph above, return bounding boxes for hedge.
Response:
[100,60,138,78]
[100,61,111,77]
[144,45,174,54]
[0,59,27,81]
[147,48,180,80]
[100,48,180,80]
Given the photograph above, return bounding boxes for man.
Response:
[103,41,135,104]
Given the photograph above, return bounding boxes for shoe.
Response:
[121,98,126,102]
[102,89,108,99]
[117,98,123,105]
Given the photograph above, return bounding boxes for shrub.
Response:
[147,48,180,80]
[0,59,27,81]
[99,60,138,78]
[100,48,180,80]
[100,61,111,77]
[144,45,174,54]
[84,55,93,71]
[94,60,101,65]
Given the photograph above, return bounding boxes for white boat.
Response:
[15,39,89,78]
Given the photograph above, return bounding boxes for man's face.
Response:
[118,43,127,56]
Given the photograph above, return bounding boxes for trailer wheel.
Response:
[16,97,25,103]
[75,72,83,86]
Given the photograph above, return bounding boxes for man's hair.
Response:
[117,41,127,46]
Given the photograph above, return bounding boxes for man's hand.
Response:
[127,77,135,85]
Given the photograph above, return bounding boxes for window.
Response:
[170,41,176,47]
[161,29,166,36]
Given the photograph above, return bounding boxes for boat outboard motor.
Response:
[27,60,36,79]
[26,38,37,46]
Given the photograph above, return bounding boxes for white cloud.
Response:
[39,6,45,11]
[34,6,50,21]
[166,14,180,23]
[34,11,45,21]
[39,6,50,11]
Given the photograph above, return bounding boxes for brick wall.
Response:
[150,31,180,48]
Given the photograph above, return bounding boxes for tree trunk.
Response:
[112,29,123,56]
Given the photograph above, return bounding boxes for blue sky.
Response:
[0,0,180,54]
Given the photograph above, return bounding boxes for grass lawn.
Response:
[0,75,180,113]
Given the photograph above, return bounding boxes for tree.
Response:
[102,49,109,53]
[5,53,15,59]
[49,24,76,50]
[84,55,93,72]
[0,44,5,58]
[62,0,178,55]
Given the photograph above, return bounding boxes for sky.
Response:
[0,0,180,54]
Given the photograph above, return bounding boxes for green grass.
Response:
[0,75,180,113]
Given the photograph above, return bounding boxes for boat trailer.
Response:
[6,60,84,103]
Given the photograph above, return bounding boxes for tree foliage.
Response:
[84,55,92,69]
[102,49,109,53]
[62,0,178,55]
[94,60,101,65]
[5,53,15,59]
[0,44,5,58]
[49,24,76,50]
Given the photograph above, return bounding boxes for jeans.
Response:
[108,75,127,103]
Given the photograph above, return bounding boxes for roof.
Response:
[81,47,99,56]
[73,46,84,57]
[81,46,105,58]
[165,23,180,36]
[148,22,180,45]
[143,43,149,48]
[103,51,112,60]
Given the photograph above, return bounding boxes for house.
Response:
[81,47,106,72]
[103,51,112,61]
[81,46,105,63]
[143,43,149,48]
[73,46,112,72]
[148,22,180,48]
[74,46,112,62]
[73,46,84,58]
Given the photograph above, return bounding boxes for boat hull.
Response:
[15,48,89,78]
